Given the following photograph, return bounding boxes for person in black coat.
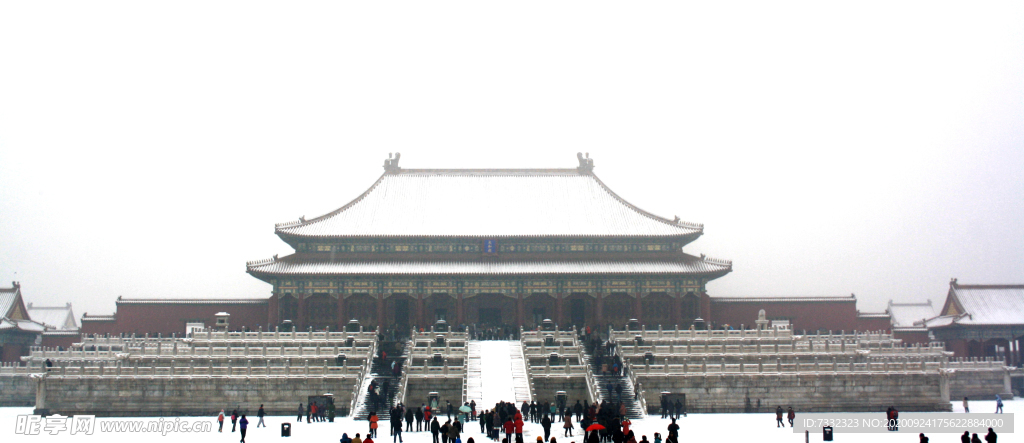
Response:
[984,427,997,443]
[431,417,441,443]
[541,414,552,441]
[297,403,304,422]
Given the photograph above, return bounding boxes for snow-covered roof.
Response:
[26,303,78,330]
[711,294,857,304]
[0,317,46,333]
[886,300,936,329]
[274,166,704,239]
[248,255,731,278]
[116,298,268,305]
[940,282,1024,326]
[0,283,22,318]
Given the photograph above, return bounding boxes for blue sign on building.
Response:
[484,239,497,254]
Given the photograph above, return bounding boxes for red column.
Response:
[595,293,604,329]
[297,293,307,330]
[268,293,280,327]
[417,293,425,330]
[336,295,346,330]
[555,293,564,327]
[672,292,682,327]
[376,292,384,331]
[456,293,464,325]
[630,292,638,325]
[700,291,711,324]
[517,294,524,328]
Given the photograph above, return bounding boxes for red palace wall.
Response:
[81,301,270,336]
[709,299,890,333]
[855,315,893,332]
[893,330,932,346]
[1,344,27,363]
[41,334,80,350]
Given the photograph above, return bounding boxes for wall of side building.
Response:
[80,302,270,336]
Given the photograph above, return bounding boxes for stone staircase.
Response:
[584,352,645,419]
[509,341,533,403]
[353,339,407,420]
[466,341,484,404]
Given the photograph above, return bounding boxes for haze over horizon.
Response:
[1,2,1022,319]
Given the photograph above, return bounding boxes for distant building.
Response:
[708,294,891,333]
[26,302,81,349]
[0,282,46,362]
[27,302,78,330]
[926,279,1024,365]
[885,299,936,345]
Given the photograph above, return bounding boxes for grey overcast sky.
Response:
[1,2,1022,318]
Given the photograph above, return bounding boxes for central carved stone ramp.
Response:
[476,341,518,407]
[466,341,484,405]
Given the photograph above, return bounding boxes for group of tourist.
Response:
[773,406,795,428]
[297,400,336,423]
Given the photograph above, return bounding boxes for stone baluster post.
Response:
[444,358,449,376]
[247,359,252,377]
[701,358,707,373]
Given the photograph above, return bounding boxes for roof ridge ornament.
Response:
[576,152,594,173]
[384,152,402,173]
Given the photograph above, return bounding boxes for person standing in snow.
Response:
[239,415,249,443]
[257,404,266,427]
[231,408,239,432]
[217,410,225,432]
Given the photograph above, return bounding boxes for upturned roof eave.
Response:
[246,265,730,282]
[275,231,702,246]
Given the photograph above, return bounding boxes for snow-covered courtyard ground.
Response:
[2,399,1018,442]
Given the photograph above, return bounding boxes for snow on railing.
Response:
[350,327,379,416]
[394,332,416,407]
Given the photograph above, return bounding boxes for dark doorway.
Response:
[532,308,546,326]
[479,308,501,326]
[571,299,586,328]
[394,298,410,327]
